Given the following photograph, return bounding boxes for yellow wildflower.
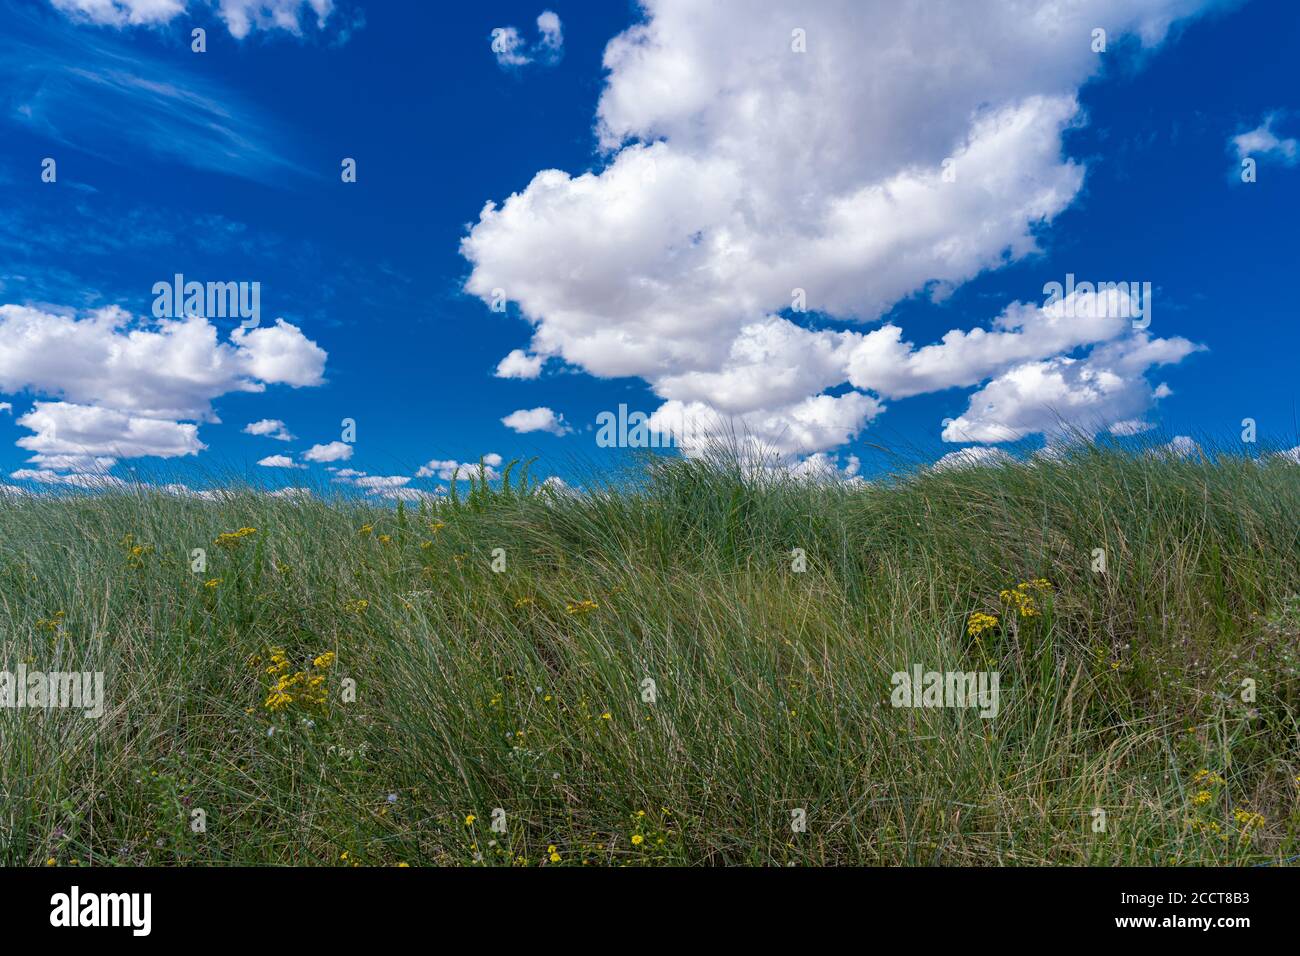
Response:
[1233,808,1265,829]
[215,527,257,548]
[999,582,1043,618]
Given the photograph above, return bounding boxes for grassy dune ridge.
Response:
[2,443,1299,865]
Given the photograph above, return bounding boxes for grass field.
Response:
[2,441,1299,866]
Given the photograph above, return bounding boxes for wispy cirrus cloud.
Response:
[1,0,312,182]
[48,0,344,41]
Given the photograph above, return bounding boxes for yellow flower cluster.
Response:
[1183,770,1263,844]
[999,578,1053,618]
[966,612,999,637]
[262,646,334,712]
[1233,807,1265,832]
[343,598,369,614]
[215,527,257,549]
[36,610,65,633]
[566,599,599,616]
[264,648,290,676]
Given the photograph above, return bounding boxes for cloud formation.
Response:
[257,454,303,468]
[49,0,338,39]
[417,453,503,481]
[0,303,326,482]
[494,348,544,380]
[3,5,311,181]
[932,446,1015,472]
[1231,113,1298,166]
[490,10,563,68]
[244,418,295,441]
[302,440,352,463]
[501,406,571,436]
[464,0,1219,460]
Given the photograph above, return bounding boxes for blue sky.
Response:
[0,0,1297,498]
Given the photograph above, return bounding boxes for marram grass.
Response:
[2,443,1299,866]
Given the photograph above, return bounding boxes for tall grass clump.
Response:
[1,440,1298,866]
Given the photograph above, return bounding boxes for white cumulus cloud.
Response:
[0,304,326,475]
[244,418,295,441]
[417,453,503,481]
[17,401,203,461]
[941,333,1204,444]
[302,440,353,463]
[501,406,571,436]
[462,0,1219,456]
[494,349,545,379]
